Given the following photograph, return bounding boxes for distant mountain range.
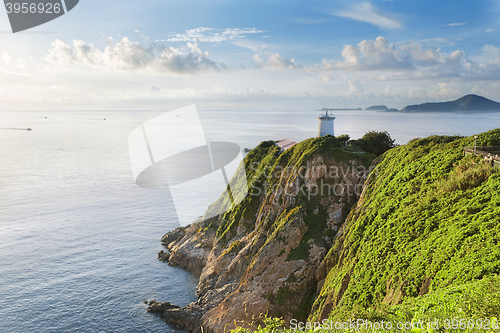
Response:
[320,94,500,113]
[400,94,500,112]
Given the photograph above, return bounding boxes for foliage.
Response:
[229,314,286,333]
[336,134,350,146]
[228,129,500,333]
[231,275,500,332]
[351,131,397,156]
[309,129,500,325]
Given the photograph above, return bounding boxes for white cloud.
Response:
[167,27,263,43]
[317,36,413,71]
[335,2,404,30]
[305,36,479,82]
[253,54,265,67]
[44,37,226,75]
[2,52,12,64]
[485,29,498,33]
[254,53,302,69]
[447,23,467,26]
[476,44,500,61]
[348,79,366,95]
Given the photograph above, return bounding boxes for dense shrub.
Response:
[351,131,397,156]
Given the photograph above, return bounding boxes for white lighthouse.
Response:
[317,110,335,137]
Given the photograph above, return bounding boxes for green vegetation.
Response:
[350,131,397,156]
[231,275,500,332]
[337,134,350,146]
[310,129,500,325]
[228,129,500,333]
[212,140,280,246]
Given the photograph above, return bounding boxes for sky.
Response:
[1,0,500,110]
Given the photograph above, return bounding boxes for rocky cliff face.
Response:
[152,137,375,332]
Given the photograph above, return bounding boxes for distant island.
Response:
[401,94,500,112]
[365,105,388,111]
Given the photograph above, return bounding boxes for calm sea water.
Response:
[1,108,499,332]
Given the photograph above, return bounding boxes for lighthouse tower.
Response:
[317,110,335,137]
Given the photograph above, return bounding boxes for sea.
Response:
[1,108,500,332]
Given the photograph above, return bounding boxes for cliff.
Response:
[401,94,500,112]
[154,136,376,332]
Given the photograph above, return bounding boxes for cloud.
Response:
[307,36,480,81]
[317,36,413,71]
[253,53,302,69]
[447,22,467,26]
[348,79,365,95]
[335,2,404,30]
[232,40,265,53]
[44,37,226,74]
[2,52,12,64]
[485,29,498,33]
[166,27,263,43]
[476,44,500,63]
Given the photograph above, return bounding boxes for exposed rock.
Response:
[148,300,203,332]
[157,250,170,262]
[162,307,203,333]
[147,300,179,313]
[162,223,216,276]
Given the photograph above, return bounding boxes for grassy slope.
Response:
[231,275,500,332]
[309,130,500,324]
[230,129,500,333]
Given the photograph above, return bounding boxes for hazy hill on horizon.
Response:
[365,105,388,111]
[401,94,500,112]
